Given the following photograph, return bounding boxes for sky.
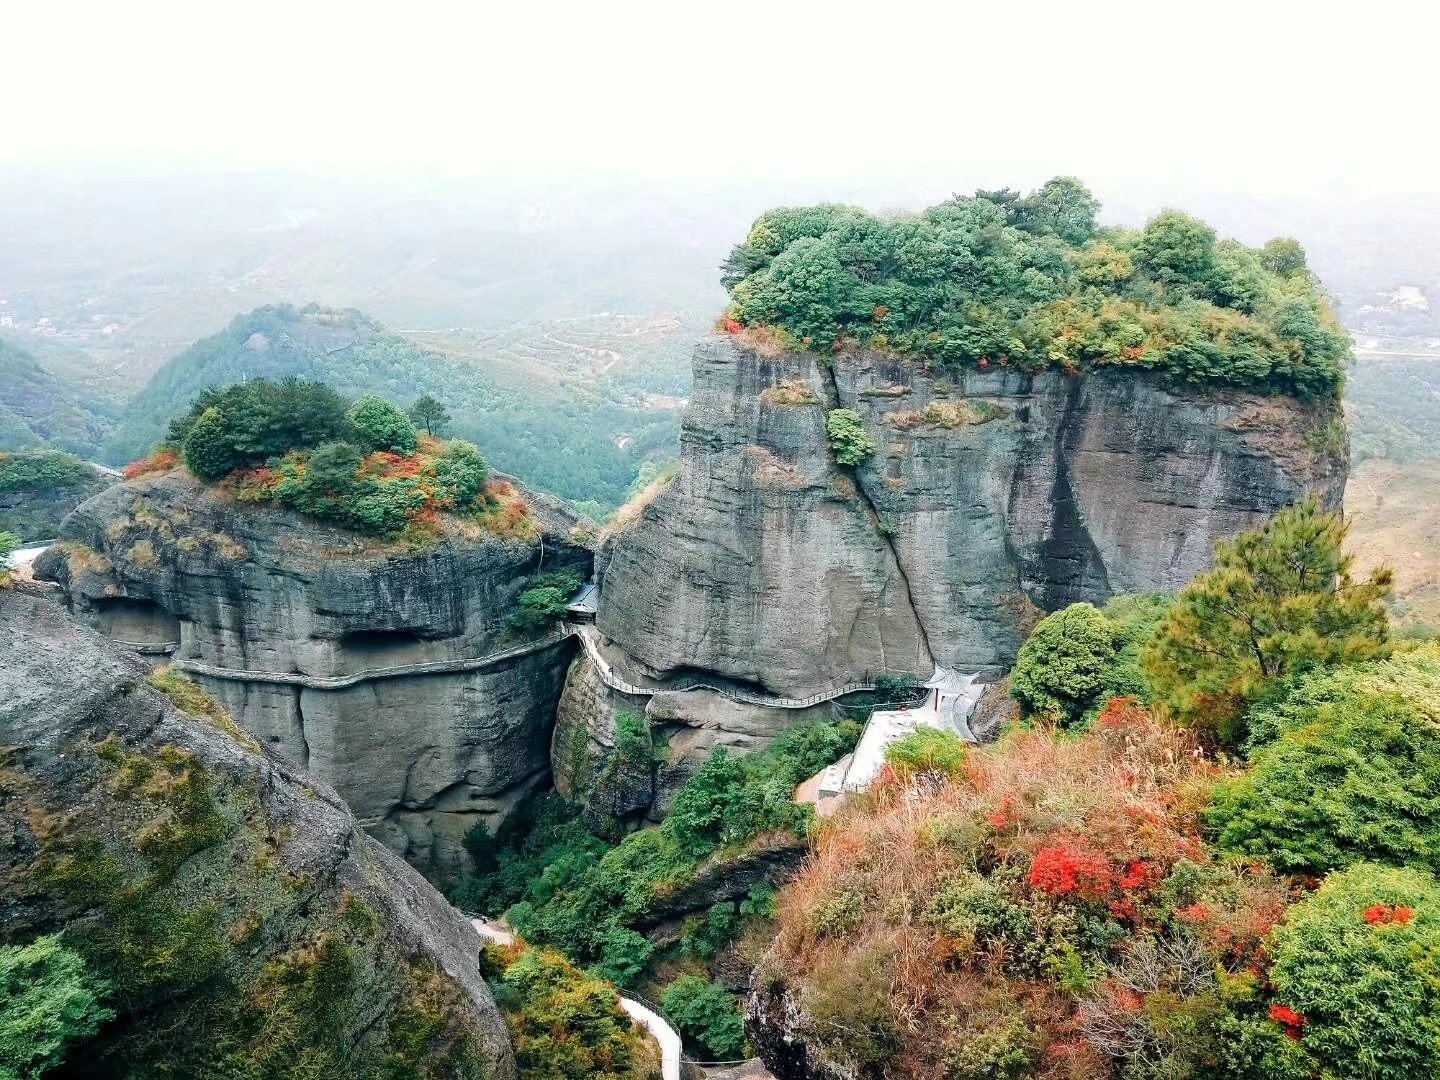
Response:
[3,0,1437,198]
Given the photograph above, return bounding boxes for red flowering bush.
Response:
[1029,839,1116,900]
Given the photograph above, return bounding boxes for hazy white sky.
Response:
[3,0,1437,196]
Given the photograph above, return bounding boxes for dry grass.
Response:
[886,399,1002,430]
[743,446,805,489]
[601,466,679,540]
[726,322,799,359]
[147,666,260,750]
[58,541,113,578]
[894,399,1004,430]
[760,379,820,406]
[127,540,158,567]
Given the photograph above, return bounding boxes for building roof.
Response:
[566,581,599,614]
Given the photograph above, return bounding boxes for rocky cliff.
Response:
[35,469,593,883]
[0,590,515,1078]
[597,335,1346,697]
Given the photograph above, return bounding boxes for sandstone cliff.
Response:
[35,469,593,882]
[597,336,1347,698]
[0,590,516,1078]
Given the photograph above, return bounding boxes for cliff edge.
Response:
[597,336,1346,697]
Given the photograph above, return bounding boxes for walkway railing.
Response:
[567,624,877,709]
[172,630,569,689]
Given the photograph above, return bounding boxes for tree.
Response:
[346,395,418,454]
[825,409,876,467]
[1141,497,1392,744]
[0,936,112,1078]
[1207,644,1440,874]
[303,441,363,497]
[661,975,747,1060]
[1265,863,1440,1080]
[181,405,243,481]
[1012,176,1100,246]
[1010,603,1119,726]
[1260,237,1308,277]
[1135,210,1217,285]
[408,395,452,437]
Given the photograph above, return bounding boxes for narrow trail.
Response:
[470,919,682,1080]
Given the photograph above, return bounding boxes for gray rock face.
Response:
[0,590,516,1078]
[34,470,593,883]
[551,650,834,825]
[599,337,1347,696]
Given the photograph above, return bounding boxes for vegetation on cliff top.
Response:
[762,502,1434,1079]
[125,375,536,543]
[721,178,1349,399]
[104,302,677,509]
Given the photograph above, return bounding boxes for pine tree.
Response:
[1140,496,1393,745]
[408,395,452,438]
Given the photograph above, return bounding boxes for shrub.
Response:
[1265,863,1440,1080]
[884,727,968,781]
[0,450,93,493]
[506,570,584,633]
[303,441,363,496]
[660,975,747,1060]
[721,180,1348,399]
[433,440,488,505]
[347,395,418,454]
[1207,645,1440,874]
[0,936,113,1077]
[825,409,876,466]
[493,720,861,983]
[0,530,15,587]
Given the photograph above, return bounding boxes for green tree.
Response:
[347,395,418,454]
[1141,497,1392,744]
[1009,603,1118,727]
[660,975,747,1060]
[181,405,243,481]
[1207,645,1440,874]
[0,936,113,1078]
[825,409,876,467]
[1135,210,1217,285]
[1012,176,1100,245]
[1260,237,1308,277]
[1265,863,1440,1080]
[303,441,363,497]
[408,395,452,437]
[434,440,488,506]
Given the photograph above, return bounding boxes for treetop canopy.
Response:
[721,177,1348,400]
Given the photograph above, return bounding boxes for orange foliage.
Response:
[123,447,179,479]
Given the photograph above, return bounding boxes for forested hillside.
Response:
[0,339,118,457]
[104,304,678,509]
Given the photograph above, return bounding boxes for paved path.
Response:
[571,624,878,709]
[470,918,681,1080]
